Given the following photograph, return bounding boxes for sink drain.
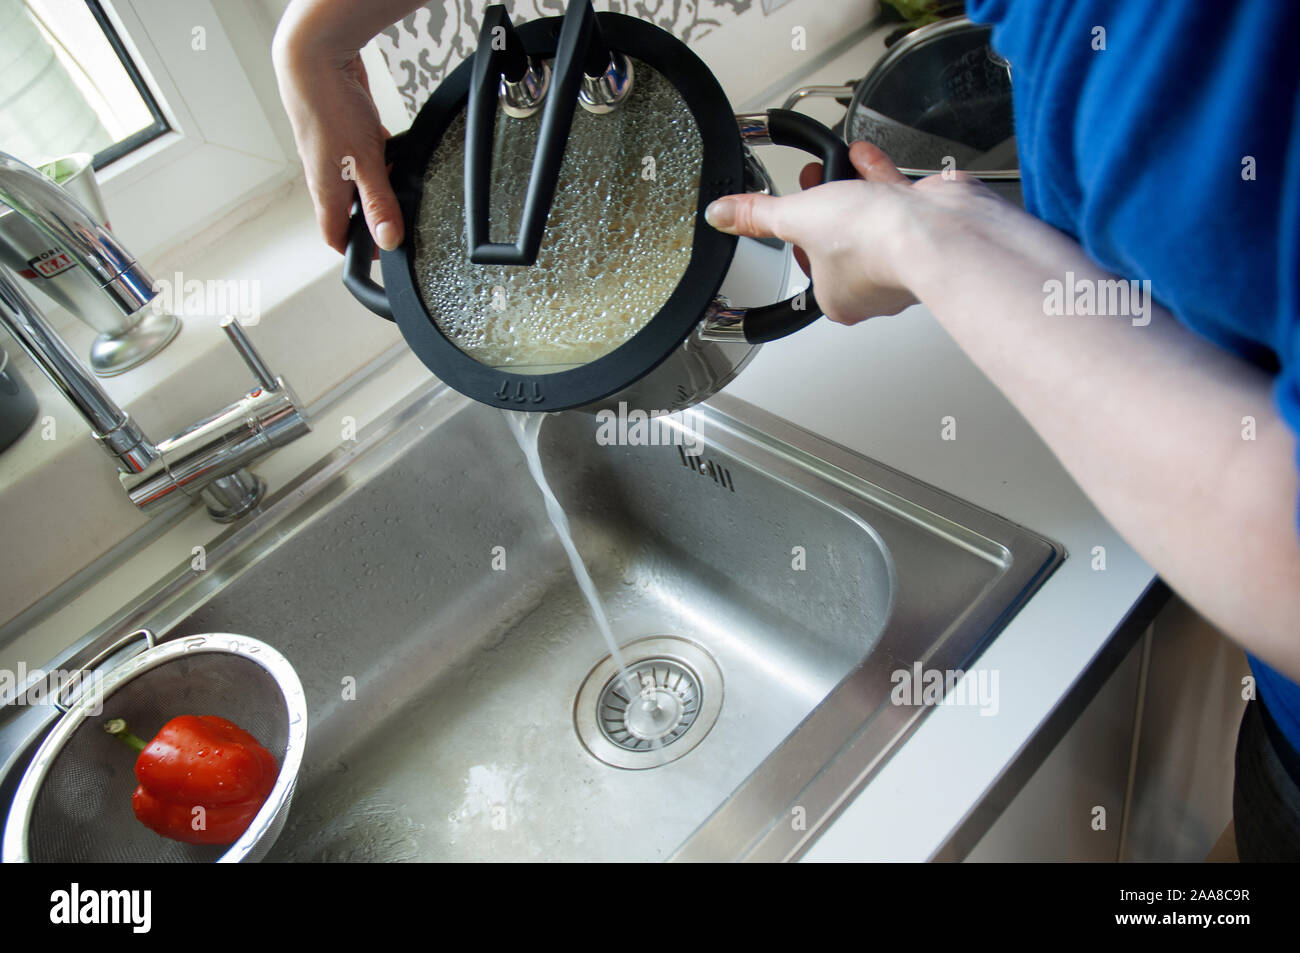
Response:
[575,637,723,770]
[599,658,700,750]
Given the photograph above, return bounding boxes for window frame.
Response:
[81,0,170,168]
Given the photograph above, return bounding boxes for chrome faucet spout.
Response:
[0,153,308,520]
[0,269,158,474]
[0,256,309,521]
[0,151,156,320]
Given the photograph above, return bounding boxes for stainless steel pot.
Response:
[784,15,1020,203]
[343,2,853,414]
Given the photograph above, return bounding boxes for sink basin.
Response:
[0,381,1062,861]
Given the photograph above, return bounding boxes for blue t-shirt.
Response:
[966,0,1300,750]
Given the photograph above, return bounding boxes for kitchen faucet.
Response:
[0,152,309,522]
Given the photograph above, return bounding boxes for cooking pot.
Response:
[783,15,1020,203]
[343,0,853,414]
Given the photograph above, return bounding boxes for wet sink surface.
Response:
[1,384,1062,861]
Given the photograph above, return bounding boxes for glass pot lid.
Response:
[412,59,702,375]
[354,8,747,412]
[343,4,853,412]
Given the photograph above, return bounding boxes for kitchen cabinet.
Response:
[967,596,1246,862]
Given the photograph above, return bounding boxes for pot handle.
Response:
[52,627,156,714]
[731,109,856,344]
[780,83,858,113]
[343,199,395,321]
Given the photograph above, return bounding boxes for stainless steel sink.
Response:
[0,380,1062,861]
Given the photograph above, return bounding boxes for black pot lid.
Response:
[379,12,745,412]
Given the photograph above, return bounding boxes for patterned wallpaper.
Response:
[374,1,803,117]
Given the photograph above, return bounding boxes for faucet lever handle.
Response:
[220,316,278,392]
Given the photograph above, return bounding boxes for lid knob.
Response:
[578,50,634,114]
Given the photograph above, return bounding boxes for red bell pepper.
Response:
[105,715,278,845]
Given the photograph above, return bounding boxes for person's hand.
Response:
[272,17,401,255]
[703,141,1006,325]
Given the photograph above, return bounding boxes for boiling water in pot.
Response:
[413,60,702,373]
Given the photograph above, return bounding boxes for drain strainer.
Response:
[599,658,700,750]
[575,637,723,770]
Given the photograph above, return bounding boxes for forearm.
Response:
[903,207,1300,680]
[272,0,430,250]
[274,0,429,66]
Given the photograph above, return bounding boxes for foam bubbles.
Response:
[412,61,702,373]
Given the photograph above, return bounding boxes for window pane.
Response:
[0,0,166,168]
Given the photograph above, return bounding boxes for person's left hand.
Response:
[273,15,402,255]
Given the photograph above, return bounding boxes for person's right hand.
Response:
[272,18,402,255]
[703,140,1015,325]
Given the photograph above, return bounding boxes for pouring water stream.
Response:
[504,411,666,734]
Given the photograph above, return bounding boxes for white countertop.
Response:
[0,17,1158,861]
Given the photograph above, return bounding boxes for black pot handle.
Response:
[343,198,394,321]
[738,108,856,344]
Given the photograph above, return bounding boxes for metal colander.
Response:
[1,631,307,863]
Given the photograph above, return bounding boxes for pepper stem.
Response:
[103,718,148,752]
